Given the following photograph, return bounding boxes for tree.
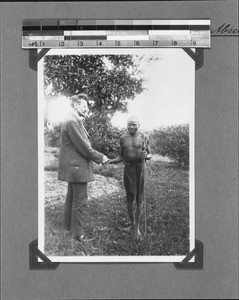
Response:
[151,125,189,168]
[44,54,146,155]
[44,55,144,116]
[84,114,125,158]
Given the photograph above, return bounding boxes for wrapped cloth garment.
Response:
[124,162,144,201]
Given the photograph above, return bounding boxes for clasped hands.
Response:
[101,155,115,165]
[102,156,117,165]
[102,150,150,165]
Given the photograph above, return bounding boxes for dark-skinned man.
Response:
[108,115,151,238]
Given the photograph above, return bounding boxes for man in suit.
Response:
[58,94,109,241]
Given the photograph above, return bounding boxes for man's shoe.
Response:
[119,225,134,234]
[74,234,86,242]
[74,234,93,242]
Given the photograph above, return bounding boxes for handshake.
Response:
[101,150,150,165]
[102,155,115,165]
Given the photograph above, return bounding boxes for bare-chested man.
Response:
[108,116,151,237]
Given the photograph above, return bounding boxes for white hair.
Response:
[127,115,140,124]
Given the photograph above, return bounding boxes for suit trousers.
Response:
[63,182,87,236]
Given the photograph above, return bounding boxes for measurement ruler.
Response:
[22,19,211,48]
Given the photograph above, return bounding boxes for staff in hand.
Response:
[108,115,151,238]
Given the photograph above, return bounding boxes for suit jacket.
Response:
[58,110,103,182]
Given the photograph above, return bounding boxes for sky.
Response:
[43,48,195,132]
[111,49,195,131]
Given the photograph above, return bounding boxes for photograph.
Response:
[38,47,195,262]
[1,1,238,299]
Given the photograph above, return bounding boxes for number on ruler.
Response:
[191,40,197,46]
[115,41,121,46]
[29,42,38,47]
[78,41,84,46]
[59,41,65,47]
[40,41,45,47]
[172,40,177,46]
[134,41,140,46]
[153,40,159,46]
[97,41,103,46]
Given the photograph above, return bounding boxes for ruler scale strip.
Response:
[22,19,211,49]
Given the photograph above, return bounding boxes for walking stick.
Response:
[140,122,147,236]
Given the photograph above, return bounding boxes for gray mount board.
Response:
[1,1,238,299]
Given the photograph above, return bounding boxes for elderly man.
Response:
[108,116,151,237]
[58,94,108,241]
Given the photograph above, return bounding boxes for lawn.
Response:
[43,148,190,257]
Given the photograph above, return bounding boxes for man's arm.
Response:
[67,120,105,164]
[108,136,124,164]
[108,156,124,164]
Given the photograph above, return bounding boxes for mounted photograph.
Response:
[38,47,195,262]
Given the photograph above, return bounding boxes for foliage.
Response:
[44,116,124,157]
[44,55,144,116]
[150,124,189,167]
[44,54,148,156]
[84,114,124,158]
[44,124,61,148]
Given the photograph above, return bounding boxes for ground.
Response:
[43,149,190,257]
[45,172,121,206]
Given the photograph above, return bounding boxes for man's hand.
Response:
[141,150,151,160]
[141,150,148,159]
[106,156,123,164]
[102,155,109,164]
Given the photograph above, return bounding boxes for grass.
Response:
[44,149,190,257]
